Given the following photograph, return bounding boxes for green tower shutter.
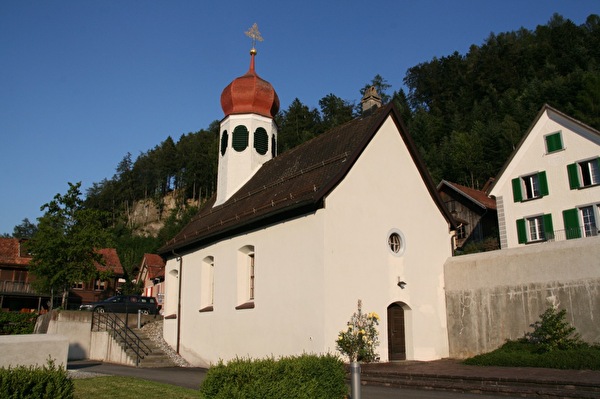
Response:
[562,208,581,239]
[232,125,249,152]
[253,127,268,155]
[516,218,527,244]
[567,163,580,189]
[512,178,523,202]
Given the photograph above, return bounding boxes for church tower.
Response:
[215,24,280,207]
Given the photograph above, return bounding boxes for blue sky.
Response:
[1,1,598,235]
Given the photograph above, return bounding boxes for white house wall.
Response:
[491,110,600,248]
[322,115,453,361]
[164,212,327,367]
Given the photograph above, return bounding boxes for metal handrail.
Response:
[91,311,151,366]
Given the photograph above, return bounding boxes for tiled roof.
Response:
[439,180,497,210]
[141,254,165,279]
[95,248,124,275]
[0,237,31,266]
[159,103,455,255]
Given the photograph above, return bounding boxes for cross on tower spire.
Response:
[245,23,263,54]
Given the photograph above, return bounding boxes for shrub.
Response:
[336,299,380,362]
[199,354,347,399]
[0,311,38,335]
[522,307,582,353]
[0,359,74,399]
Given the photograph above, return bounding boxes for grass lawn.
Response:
[73,376,200,399]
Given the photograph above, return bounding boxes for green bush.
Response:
[464,308,600,370]
[199,354,347,399]
[0,360,74,399]
[0,311,38,335]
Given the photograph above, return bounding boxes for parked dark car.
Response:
[79,295,159,315]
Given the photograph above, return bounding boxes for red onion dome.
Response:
[220,50,280,118]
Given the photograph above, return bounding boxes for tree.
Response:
[318,93,355,131]
[12,218,38,239]
[277,98,322,153]
[28,182,113,309]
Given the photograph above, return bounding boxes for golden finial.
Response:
[245,23,263,54]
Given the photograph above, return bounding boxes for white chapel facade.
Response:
[159,39,456,367]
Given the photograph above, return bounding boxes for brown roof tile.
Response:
[0,237,31,266]
[159,104,455,255]
[95,248,124,275]
[439,180,497,210]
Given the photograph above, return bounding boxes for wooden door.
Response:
[387,303,406,360]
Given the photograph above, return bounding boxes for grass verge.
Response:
[73,376,200,399]
[464,340,600,370]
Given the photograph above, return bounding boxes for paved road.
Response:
[68,361,522,398]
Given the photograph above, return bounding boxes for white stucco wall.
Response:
[164,114,453,366]
[322,116,452,361]
[490,110,600,248]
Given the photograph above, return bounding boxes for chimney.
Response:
[361,86,382,114]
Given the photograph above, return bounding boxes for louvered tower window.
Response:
[232,125,249,152]
[254,127,268,155]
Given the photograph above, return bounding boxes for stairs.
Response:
[113,327,177,368]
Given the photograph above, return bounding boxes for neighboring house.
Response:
[489,104,600,249]
[0,237,46,312]
[437,180,499,252]
[136,254,165,309]
[158,47,456,367]
[71,248,124,307]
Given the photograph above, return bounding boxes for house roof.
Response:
[140,253,165,280]
[159,103,455,256]
[0,237,31,267]
[488,104,600,195]
[95,248,124,275]
[437,180,496,211]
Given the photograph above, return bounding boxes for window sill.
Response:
[578,183,600,190]
[521,196,544,203]
[199,305,214,313]
[235,301,255,310]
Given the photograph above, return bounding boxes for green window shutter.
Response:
[562,208,581,239]
[567,163,580,189]
[538,171,549,196]
[512,178,523,202]
[516,218,527,244]
[220,130,228,156]
[545,132,563,153]
[271,135,277,158]
[253,127,268,155]
[232,125,249,152]
[543,214,554,240]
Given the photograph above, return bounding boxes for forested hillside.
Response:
[12,14,599,270]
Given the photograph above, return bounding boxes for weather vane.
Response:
[245,23,263,51]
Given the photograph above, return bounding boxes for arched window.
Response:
[220,130,228,156]
[232,125,249,152]
[200,256,215,312]
[236,245,255,310]
[253,127,268,155]
[271,135,277,158]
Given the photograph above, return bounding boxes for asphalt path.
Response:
[68,361,522,398]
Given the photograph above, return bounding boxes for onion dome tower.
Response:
[215,24,280,207]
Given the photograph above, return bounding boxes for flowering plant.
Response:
[336,299,380,362]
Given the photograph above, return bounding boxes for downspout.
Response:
[172,250,183,354]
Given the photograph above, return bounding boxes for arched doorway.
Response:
[387,303,406,360]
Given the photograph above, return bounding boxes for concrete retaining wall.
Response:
[445,236,600,358]
[46,310,93,360]
[0,334,69,368]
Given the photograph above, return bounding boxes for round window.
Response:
[387,229,405,256]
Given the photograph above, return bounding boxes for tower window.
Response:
[254,127,268,155]
[220,130,228,156]
[232,125,249,152]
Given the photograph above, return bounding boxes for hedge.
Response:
[0,312,38,335]
[199,354,347,399]
[0,360,73,399]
